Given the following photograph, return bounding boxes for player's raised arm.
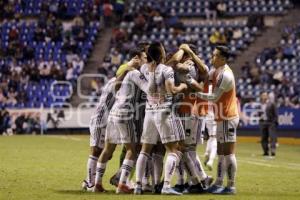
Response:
[180,44,209,75]
[165,49,185,66]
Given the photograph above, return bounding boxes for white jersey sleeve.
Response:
[126,70,148,93]
[215,70,234,91]
[163,65,175,83]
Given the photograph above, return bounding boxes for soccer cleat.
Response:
[109,173,120,187]
[207,184,224,194]
[154,181,164,194]
[93,184,107,193]
[161,187,183,195]
[134,184,143,195]
[116,183,133,194]
[172,184,185,193]
[81,180,94,192]
[183,183,205,194]
[201,176,214,190]
[219,187,236,195]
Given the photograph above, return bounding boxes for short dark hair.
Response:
[215,45,230,59]
[147,42,164,63]
[129,47,143,59]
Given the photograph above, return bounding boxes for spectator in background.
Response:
[15,113,26,134]
[209,29,227,45]
[259,92,278,157]
[110,49,122,67]
[205,0,217,21]
[0,88,7,105]
[247,14,264,29]
[6,88,17,106]
[39,63,51,79]
[0,108,11,135]
[114,0,125,22]
[102,0,114,27]
[66,63,76,87]
[282,45,295,59]
[217,0,227,18]
[72,56,84,74]
[249,65,260,84]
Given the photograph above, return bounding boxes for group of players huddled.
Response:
[82,42,239,195]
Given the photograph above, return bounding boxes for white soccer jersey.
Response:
[141,63,185,144]
[142,63,175,104]
[89,77,116,148]
[109,70,148,121]
[90,77,116,128]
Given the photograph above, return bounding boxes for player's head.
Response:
[211,45,230,67]
[147,42,166,64]
[260,92,269,103]
[129,47,147,67]
[116,47,146,77]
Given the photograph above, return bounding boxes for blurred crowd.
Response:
[240,24,300,108]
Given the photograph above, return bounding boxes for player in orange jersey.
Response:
[196,46,239,195]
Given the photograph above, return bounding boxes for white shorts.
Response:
[105,118,136,144]
[89,117,106,148]
[216,117,239,143]
[178,113,198,145]
[141,106,184,144]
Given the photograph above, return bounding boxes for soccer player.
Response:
[203,80,218,171]
[196,46,239,195]
[167,44,213,193]
[134,42,187,195]
[81,76,117,191]
[82,51,142,192]
[94,48,149,193]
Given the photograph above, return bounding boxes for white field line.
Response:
[243,157,300,168]
[239,159,300,171]
[45,135,84,141]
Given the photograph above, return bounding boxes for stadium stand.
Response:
[0,0,102,108]
[127,0,292,18]
[100,6,259,80]
[237,24,300,108]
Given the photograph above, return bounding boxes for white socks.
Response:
[95,162,107,185]
[176,160,185,185]
[119,159,134,185]
[225,154,237,187]
[163,152,181,188]
[136,152,150,185]
[143,157,153,186]
[215,155,226,186]
[189,151,208,181]
[183,152,199,184]
[86,155,98,186]
[207,137,217,166]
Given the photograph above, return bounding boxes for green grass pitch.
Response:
[1,135,300,200]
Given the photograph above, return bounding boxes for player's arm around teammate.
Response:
[196,46,239,195]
